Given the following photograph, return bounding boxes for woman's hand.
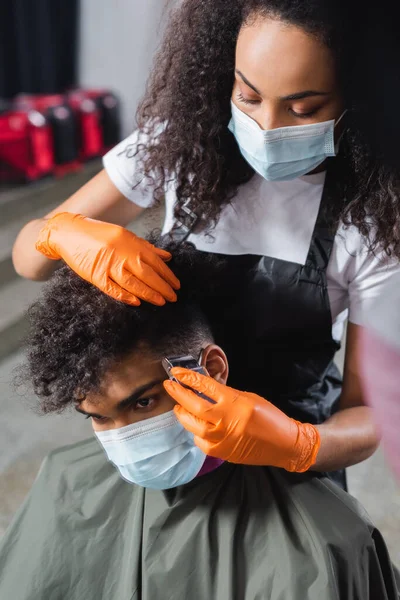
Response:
[164,368,320,472]
[35,212,180,306]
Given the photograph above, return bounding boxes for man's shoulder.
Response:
[47,436,102,460]
[32,438,144,524]
[38,438,130,507]
[44,437,104,472]
[277,470,376,544]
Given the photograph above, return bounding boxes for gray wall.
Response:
[78,0,168,137]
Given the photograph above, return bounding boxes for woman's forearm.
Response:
[12,218,60,281]
[312,406,379,472]
[12,170,145,282]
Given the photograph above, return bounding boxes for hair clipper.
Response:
[162,355,216,404]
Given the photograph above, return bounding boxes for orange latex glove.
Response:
[36,212,180,306]
[164,368,321,472]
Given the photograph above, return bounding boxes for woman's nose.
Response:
[256,111,281,131]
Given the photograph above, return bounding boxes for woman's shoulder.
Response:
[330,221,400,325]
[102,129,164,208]
[333,220,399,269]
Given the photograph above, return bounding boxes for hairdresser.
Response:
[13,0,400,489]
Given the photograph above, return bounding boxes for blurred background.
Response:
[0,0,398,565]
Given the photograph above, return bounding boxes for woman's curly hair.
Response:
[134,0,400,257]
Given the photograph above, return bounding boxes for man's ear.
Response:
[200,344,229,385]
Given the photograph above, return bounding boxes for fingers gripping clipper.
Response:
[162,355,216,404]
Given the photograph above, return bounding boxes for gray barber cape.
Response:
[0,438,398,600]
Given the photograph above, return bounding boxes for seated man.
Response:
[0,239,398,600]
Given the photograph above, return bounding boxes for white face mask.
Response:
[95,410,206,490]
[228,101,346,182]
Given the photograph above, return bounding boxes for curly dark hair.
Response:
[134,0,400,257]
[24,236,229,414]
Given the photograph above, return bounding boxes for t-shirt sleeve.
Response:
[348,252,400,327]
[102,130,156,208]
[363,272,400,348]
[333,225,400,326]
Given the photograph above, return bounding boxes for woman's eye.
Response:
[135,397,155,410]
[290,108,319,119]
[237,92,260,106]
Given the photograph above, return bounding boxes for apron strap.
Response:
[305,162,340,270]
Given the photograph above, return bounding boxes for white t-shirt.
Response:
[363,272,400,350]
[103,131,400,341]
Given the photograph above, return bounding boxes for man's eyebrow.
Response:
[74,379,164,418]
[116,379,164,410]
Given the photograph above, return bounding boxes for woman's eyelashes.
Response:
[236,92,320,119]
[236,92,260,106]
[289,108,319,119]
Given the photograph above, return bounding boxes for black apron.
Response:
[170,170,346,489]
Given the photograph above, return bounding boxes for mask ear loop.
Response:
[334,109,348,152]
[334,109,348,128]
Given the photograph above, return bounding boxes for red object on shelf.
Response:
[66,90,103,161]
[15,94,64,112]
[1,90,121,183]
[13,94,81,176]
[68,89,121,153]
[0,110,54,182]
